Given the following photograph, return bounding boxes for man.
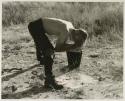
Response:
[28,17,88,90]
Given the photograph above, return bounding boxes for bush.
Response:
[2,2,29,27]
[2,2,123,42]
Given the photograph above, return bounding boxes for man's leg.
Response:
[43,52,63,89]
[66,51,82,70]
[28,19,63,90]
[28,20,44,63]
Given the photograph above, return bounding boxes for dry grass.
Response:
[2,2,123,43]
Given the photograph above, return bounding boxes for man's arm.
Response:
[55,42,82,52]
[55,29,86,52]
[54,32,69,52]
[55,43,73,52]
[55,36,85,52]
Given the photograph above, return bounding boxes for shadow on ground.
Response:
[2,64,40,81]
[2,86,51,99]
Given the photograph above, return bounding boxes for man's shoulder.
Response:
[43,17,72,25]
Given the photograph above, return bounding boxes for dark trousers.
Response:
[66,51,82,68]
[28,19,54,77]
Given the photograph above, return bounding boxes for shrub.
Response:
[2,2,123,42]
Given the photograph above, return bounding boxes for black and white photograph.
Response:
[1,1,123,99]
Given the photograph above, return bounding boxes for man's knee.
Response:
[39,49,54,65]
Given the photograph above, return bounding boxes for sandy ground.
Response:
[2,24,123,99]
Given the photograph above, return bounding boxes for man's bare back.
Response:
[42,17,74,36]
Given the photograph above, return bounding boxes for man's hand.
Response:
[55,43,69,52]
[54,43,76,52]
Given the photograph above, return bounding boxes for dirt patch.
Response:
[2,25,123,99]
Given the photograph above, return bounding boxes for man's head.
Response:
[71,28,88,43]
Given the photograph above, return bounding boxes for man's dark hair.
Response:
[79,29,88,40]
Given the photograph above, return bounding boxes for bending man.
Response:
[28,17,88,90]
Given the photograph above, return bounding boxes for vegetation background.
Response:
[2,2,123,42]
